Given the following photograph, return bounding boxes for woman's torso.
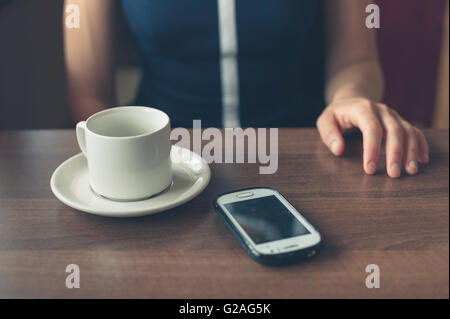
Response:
[121,0,325,127]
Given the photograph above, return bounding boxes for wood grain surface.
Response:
[0,129,448,298]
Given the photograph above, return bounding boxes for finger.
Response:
[377,106,404,178]
[414,127,430,163]
[316,111,345,156]
[349,104,382,175]
[400,122,419,175]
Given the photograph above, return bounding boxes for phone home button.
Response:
[236,192,254,198]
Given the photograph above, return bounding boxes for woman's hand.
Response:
[316,97,429,178]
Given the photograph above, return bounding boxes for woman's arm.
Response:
[64,0,115,122]
[325,0,383,103]
[317,0,429,178]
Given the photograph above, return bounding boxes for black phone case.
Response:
[213,187,323,266]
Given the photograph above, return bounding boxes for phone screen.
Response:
[224,195,310,244]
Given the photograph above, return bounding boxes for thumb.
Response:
[316,110,345,156]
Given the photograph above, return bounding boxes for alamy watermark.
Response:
[365,264,380,288]
[171,120,279,175]
[65,4,80,29]
[65,264,80,289]
[65,3,380,30]
[365,4,380,29]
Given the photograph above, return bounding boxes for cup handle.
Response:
[76,121,87,156]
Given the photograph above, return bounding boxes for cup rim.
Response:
[85,106,170,140]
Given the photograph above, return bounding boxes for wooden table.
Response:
[0,129,448,298]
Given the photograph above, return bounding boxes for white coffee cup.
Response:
[76,106,172,201]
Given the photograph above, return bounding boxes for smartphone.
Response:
[214,187,322,265]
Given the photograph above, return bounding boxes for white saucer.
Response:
[50,146,211,217]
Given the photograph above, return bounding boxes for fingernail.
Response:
[408,160,418,169]
[423,153,429,163]
[331,140,339,154]
[390,163,401,178]
[408,160,418,174]
[367,161,377,174]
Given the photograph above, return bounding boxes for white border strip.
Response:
[218,0,241,128]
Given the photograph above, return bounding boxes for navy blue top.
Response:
[121,0,325,127]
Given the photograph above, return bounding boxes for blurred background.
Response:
[0,0,448,129]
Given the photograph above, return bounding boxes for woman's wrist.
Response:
[329,84,379,105]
